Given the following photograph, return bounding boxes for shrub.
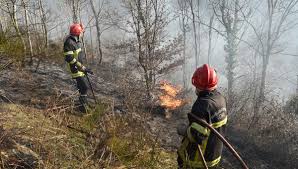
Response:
[0,33,25,63]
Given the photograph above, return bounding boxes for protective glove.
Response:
[84,68,94,75]
[81,66,94,75]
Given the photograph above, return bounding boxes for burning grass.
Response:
[157,81,189,118]
[159,81,184,110]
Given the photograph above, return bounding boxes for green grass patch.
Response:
[107,134,177,168]
[104,115,177,169]
[0,33,25,62]
[81,103,108,131]
[107,136,138,163]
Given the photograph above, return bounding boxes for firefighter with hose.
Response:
[63,23,93,113]
[177,64,228,169]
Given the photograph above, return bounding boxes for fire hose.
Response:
[189,113,250,169]
[85,73,98,104]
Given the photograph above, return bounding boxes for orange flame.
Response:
[159,81,184,110]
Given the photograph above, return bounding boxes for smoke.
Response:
[46,0,297,100]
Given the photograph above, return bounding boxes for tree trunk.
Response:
[11,1,26,64]
[134,5,151,97]
[225,31,237,111]
[254,0,273,116]
[38,0,48,49]
[35,0,48,72]
[189,0,198,68]
[259,56,268,102]
[0,13,4,34]
[144,69,152,98]
[72,0,79,23]
[81,35,88,64]
[89,23,94,62]
[178,0,188,88]
[22,0,34,65]
[218,0,239,112]
[207,13,214,64]
[197,0,201,65]
[182,23,187,88]
[89,0,103,64]
[250,47,260,129]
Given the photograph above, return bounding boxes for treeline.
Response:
[0,0,297,114]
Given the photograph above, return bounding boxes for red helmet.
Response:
[70,23,84,36]
[192,64,218,90]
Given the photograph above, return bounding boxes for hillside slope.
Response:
[0,62,177,168]
[0,60,297,169]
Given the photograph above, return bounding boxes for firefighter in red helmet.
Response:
[63,23,93,113]
[177,64,227,168]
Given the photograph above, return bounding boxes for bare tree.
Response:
[34,0,49,71]
[0,17,3,34]
[65,0,80,23]
[21,0,34,65]
[123,0,183,97]
[88,15,95,61]
[187,0,199,67]
[211,0,249,111]
[89,0,114,64]
[259,0,298,110]
[38,0,48,49]
[196,0,201,66]
[89,0,103,64]
[64,0,89,23]
[207,13,214,64]
[177,0,190,88]
[248,0,298,123]
[30,1,41,59]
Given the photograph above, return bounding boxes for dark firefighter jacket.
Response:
[63,35,85,78]
[178,89,227,168]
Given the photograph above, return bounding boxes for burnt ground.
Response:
[0,60,122,110]
[0,60,297,169]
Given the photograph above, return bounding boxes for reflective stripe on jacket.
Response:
[63,35,85,78]
[178,90,227,168]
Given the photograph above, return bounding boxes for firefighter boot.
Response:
[78,95,89,113]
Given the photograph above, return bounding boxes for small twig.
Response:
[0,153,4,169]
[0,60,13,72]
[66,125,99,140]
[108,152,113,167]
[0,94,13,103]
[98,147,106,162]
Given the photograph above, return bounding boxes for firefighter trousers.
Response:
[75,76,89,112]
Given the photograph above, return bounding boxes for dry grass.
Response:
[0,101,177,169]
